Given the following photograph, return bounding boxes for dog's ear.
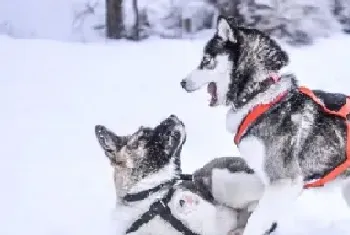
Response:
[216,15,236,42]
[95,125,126,153]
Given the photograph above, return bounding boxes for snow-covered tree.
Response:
[106,0,123,39]
[239,0,341,45]
[332,0,350,34]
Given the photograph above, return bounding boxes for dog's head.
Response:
[180,15,289,107]
[95,115,186,198]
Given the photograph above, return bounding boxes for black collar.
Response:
[122,179,176,203]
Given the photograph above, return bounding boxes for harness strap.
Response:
[234,92,288,144]
[126,188,174,234]
[126,187,200,235]
[123,179,175,202]
[233,84,350,188]
[299,86,350,188]
[180,174,193,181]
[298,86,350,118]
[160,206,200,235]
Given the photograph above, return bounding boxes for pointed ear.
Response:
[95,125,127,152]
[216,15,236,42]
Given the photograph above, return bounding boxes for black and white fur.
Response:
[94,115,243,235]
[180,15,350,235]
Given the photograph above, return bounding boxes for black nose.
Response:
[180,80,186,89]
[95,125,106,134]
[179,199,185,207]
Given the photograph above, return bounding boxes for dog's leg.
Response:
[242,177,303,235]
[341,179,350,207]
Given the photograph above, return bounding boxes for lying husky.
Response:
[94,115,245,235]
[181,15,350,235]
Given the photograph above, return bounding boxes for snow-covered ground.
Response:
[1,34,350,235]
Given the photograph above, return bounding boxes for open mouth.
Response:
[207,82,217,106]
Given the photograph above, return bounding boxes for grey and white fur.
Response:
[94,114,244,235]
[192,157,264,232]
[180,15,350,235]
[193,157,263,210]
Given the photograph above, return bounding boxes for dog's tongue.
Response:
[207,82,217,106]
[207,82,215,94]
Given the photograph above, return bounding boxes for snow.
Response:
[1,33,350,235]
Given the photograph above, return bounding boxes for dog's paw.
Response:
[228,228,244,235]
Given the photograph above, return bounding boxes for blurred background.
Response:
[2,1,350,235]
[0,0,349,45]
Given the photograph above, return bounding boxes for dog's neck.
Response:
[129,162,177,194]
[226,72,297,134]
[117,155,179,206]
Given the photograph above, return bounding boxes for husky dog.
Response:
[180,15,350,235]
[94,114,243,235]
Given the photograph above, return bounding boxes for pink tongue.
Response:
[207,82,215,94]
[207,82,217,106]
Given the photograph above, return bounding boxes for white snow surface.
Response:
[1,34,350,235]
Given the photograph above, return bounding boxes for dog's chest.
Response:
[237,137,269,185]
[121,199,183,235]
[121,189,237,235]
[120,192,180,235]
[127,217,182,235]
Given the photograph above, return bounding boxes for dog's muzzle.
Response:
[180,79,187,89]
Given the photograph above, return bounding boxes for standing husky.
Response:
[94,115,243,235]
[180,15,350,235]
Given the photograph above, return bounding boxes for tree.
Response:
[239,0,340,45]
[106,0,123,39]
[333,0,350,33]
[131,0,140,40]
[214,0,245,25]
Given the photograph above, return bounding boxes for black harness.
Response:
[124,177,200,235]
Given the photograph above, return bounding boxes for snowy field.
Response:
[1,34,350,235]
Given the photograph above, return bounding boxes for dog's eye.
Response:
[207,58,217,69]
[203,56,211,63]
[173,131,181,139]
[165,130,172,136]
[201,56,216,70]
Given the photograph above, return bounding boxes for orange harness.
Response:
[233,86,350,189]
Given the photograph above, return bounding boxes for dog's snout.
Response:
[168,114,182,124]
[169,114,178,120]
[180,80,187,89]
[95,125,106,135]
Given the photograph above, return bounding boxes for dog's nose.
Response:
[168,114,181,123]
[179,199,185,207]
[95,125,106,134]
[180,80,187,89]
